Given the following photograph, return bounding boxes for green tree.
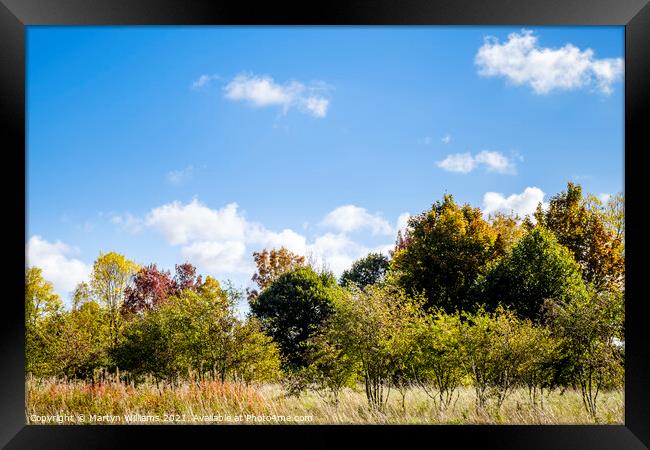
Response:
[476,227,588,321]
[340,252,390,288]
[390,195,500,313]
[90,252,139,349]
[250,266,338,370]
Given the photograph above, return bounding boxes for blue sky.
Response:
[26,26,624,309]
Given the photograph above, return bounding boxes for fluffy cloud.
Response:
[145,200,248,246]
[482,187,546,219]
[224,73,330,118]
[475,29,623,95]
[114,199,404,279]
[26,236,91,298]
[437,150,516,174]
[321,205,393,236]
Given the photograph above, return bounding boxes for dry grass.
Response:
[26,377,623,425]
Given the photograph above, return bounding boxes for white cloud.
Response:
[167,165,194,185]
[437,150,516,174]
[482,187,546,219]
[475,29,623,95]
[224,73,331,118]
[145,200,247,246]
[441,134,452,144]
[191,74,220,90]
[321,205,393,236]
[26,236,91,298]
[140,199,307,277]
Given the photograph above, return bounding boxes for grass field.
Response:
[26,377,623,425]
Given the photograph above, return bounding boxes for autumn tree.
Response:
[340,252,390,288]
[26,267,62,328]
[247,247,305,301]
[390,195,500,313]
[249,266,337,370]
[536,183,624,292]
[122,264,175,317]
[90,252,139,349]
[488,212,526,257]
[25,267,63,376]
[173,262,203,292]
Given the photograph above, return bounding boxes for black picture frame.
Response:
[2,1,648,448]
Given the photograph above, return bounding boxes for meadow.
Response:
[27,376,623,425]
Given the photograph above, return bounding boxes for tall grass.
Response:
[26,376,623,425]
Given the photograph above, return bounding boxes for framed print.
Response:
[2,0,649,448]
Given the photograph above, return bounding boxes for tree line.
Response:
[26,183,624,419]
